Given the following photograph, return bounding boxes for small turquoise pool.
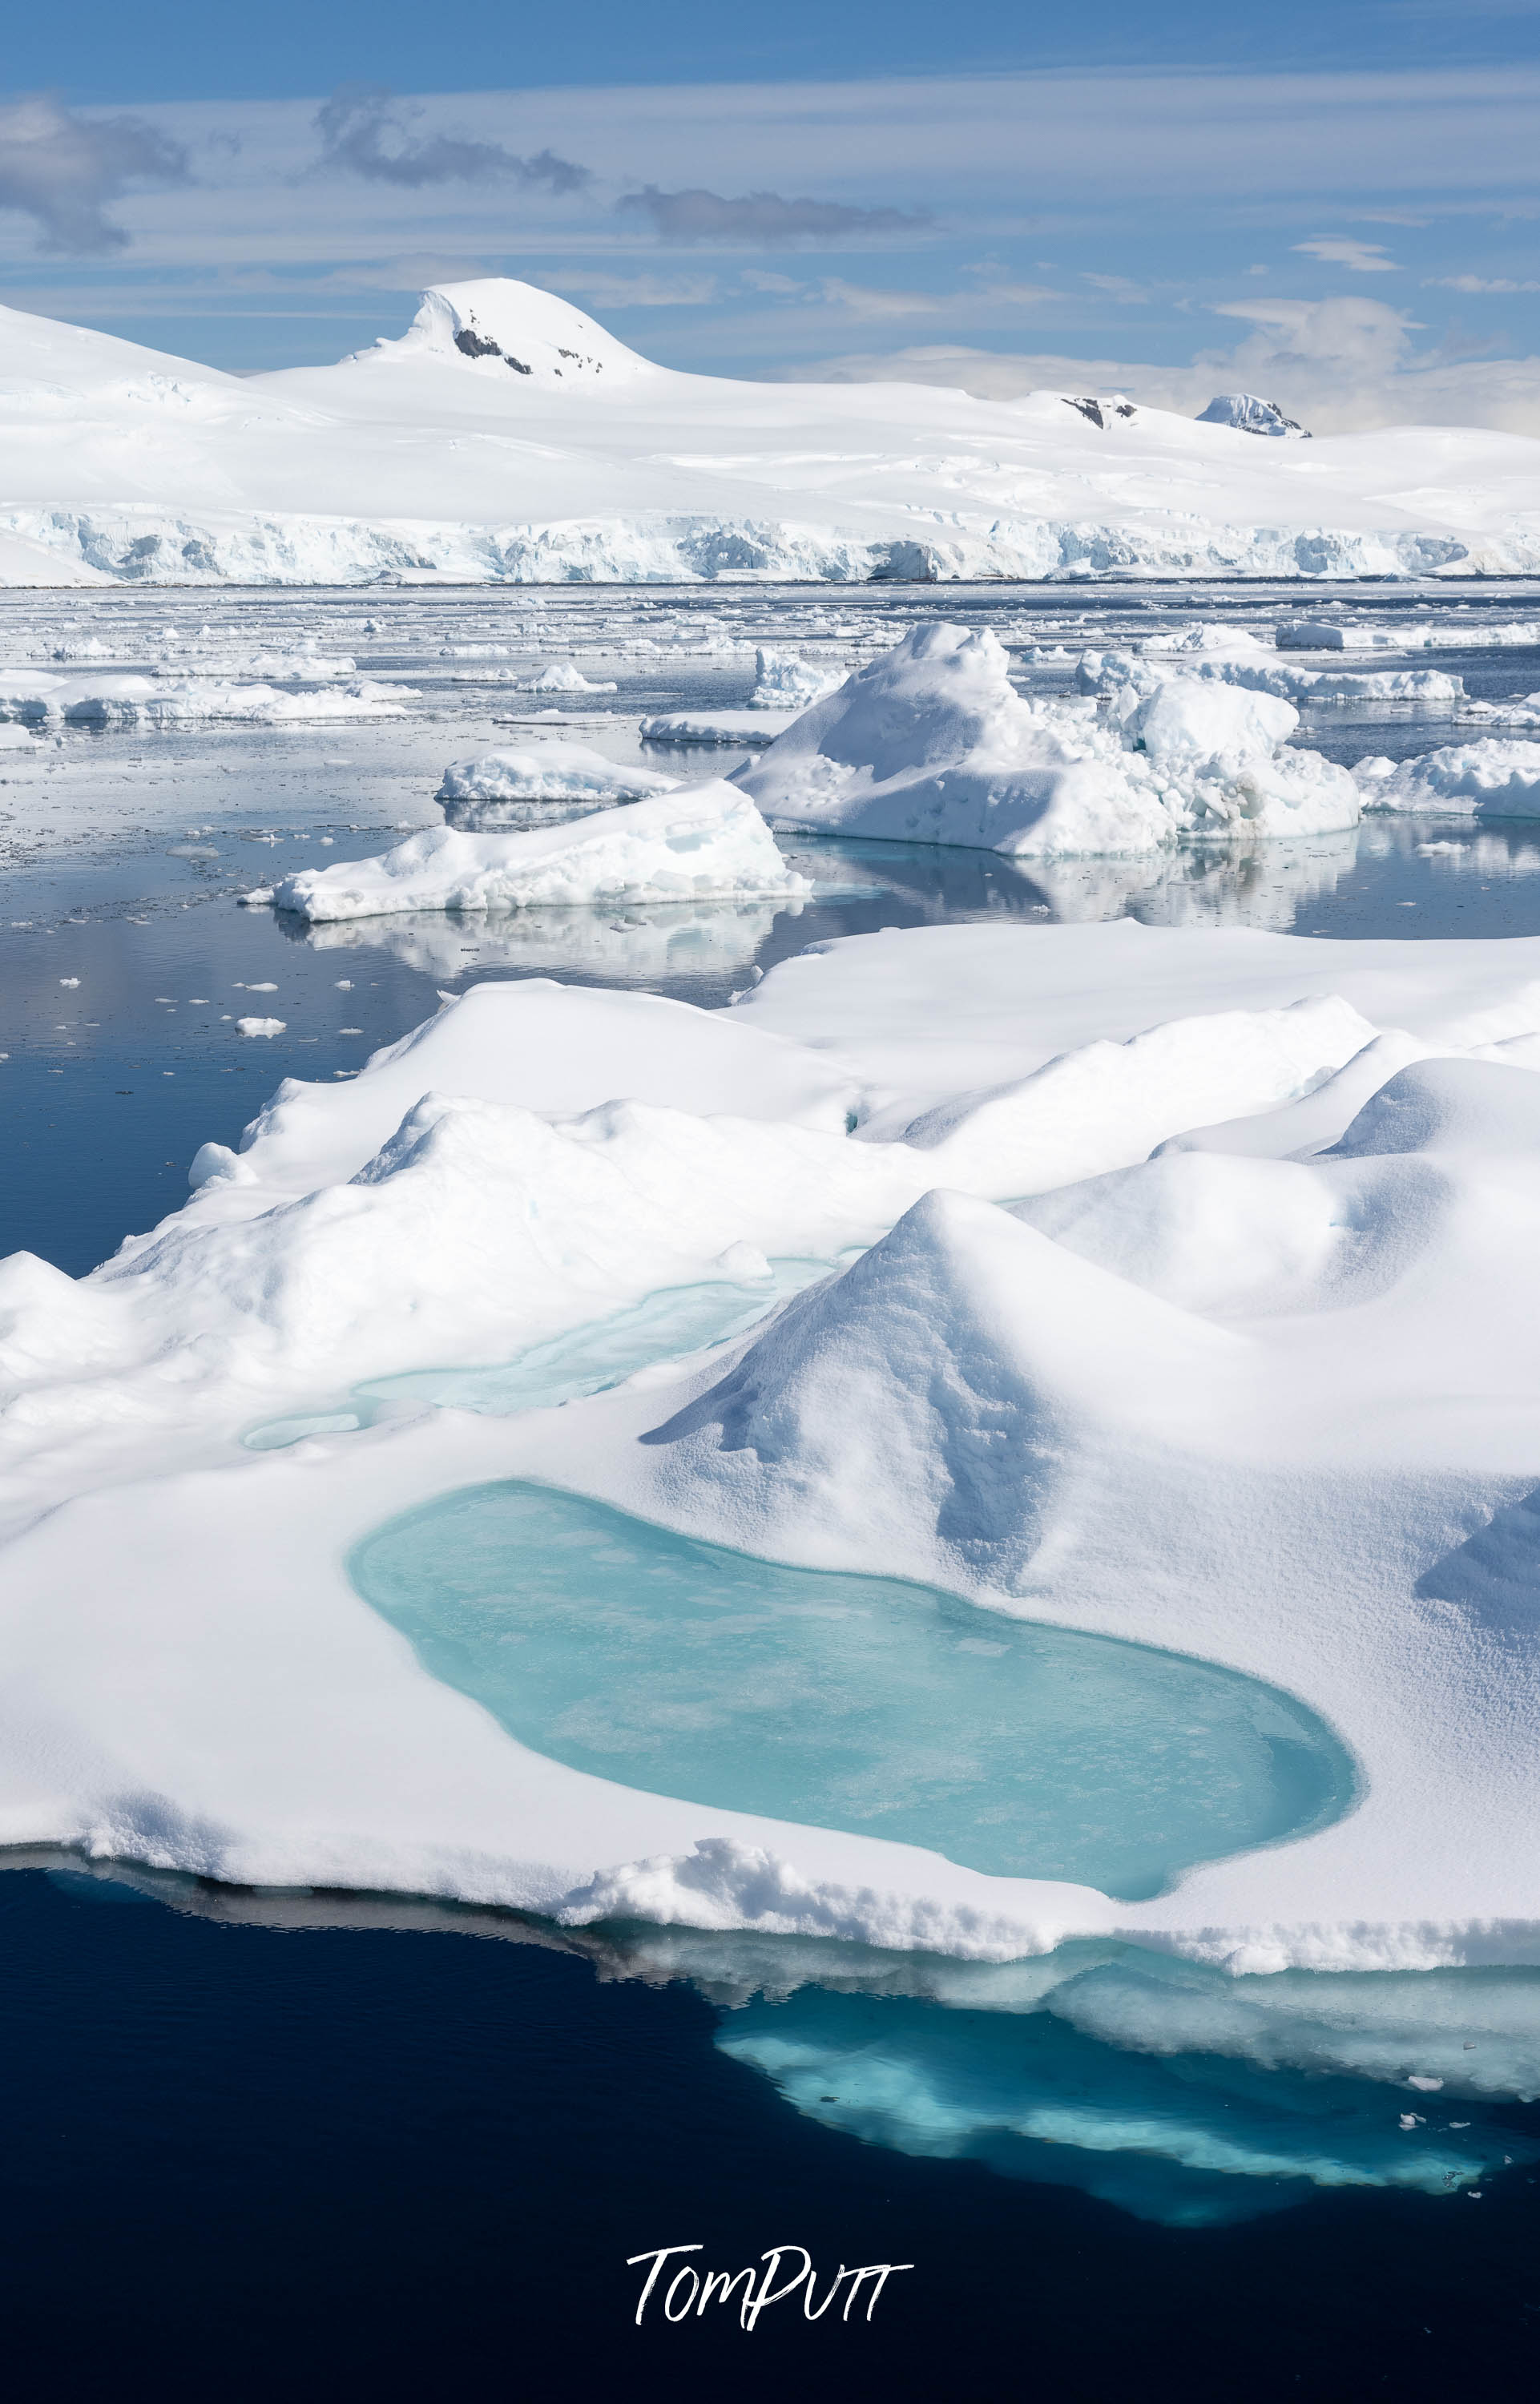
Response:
[349,1482,1357,1902]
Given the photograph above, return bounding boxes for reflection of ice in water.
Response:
[291,897,796,985]
[1001,834,1359,932]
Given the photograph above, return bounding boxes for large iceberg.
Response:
[733,623,1360,854]
[270,781,804,920]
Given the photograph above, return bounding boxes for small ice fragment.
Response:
[246,982,277,992]
[58,977,79,988]
[237,889,275,906]
[338,1027,364,1035]
[334,979,353,989]
[1399,2114,1423,2129]
[1407,2075,1444,2091]
[1450,2121,1470,2128]
[236,1017,285,1037]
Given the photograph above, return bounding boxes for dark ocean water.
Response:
[5,587,1540,2398]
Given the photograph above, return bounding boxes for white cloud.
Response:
[0,94,187,254]
[1292,238,1398,272]
[1428,272,1540,291]
[313,87,589,194]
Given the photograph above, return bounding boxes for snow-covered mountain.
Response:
[3,277,1540,584]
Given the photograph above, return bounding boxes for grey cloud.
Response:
[0,94,187,254]
[315,87,589,194]
[617,185,927,244]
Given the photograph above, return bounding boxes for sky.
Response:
[4,0,1540,430]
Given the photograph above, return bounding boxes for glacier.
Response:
[5,276,1540,587]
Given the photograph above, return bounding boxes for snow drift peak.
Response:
[365,278,650,387]
[1195,393,1311,440]
[638,1187,1227,1585]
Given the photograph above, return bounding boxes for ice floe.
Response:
[7,921,1540,1974]
[270,782,804,920]
[1354,739,1540,817]
[434,741,680,831]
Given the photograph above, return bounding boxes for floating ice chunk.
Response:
[271,782,808,921]
[526,662,617,692]
[736,625,1357,855]
[434,740,679,829]
[1353,738,1540,817]
[1139,623,1274,658]
[640,710,788,746]
[748,647,846,709]
[236,1016,285,1036]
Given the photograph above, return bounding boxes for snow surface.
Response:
[5,276,1540,585]
[735,623,1359,853]
[9,922,1540,1973]
[269,782,803,920]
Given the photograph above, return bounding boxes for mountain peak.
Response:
[356,277,651,388]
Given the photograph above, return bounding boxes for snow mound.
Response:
[748,647,847,709]
[1196,394,1310,439]
[638,1186,1232,1582]
[733,623,1359,854]
[434,742,679,832]
[1353,740,1540,817]
[271,781,807,920]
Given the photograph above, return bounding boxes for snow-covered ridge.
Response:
[3,278,1540,584]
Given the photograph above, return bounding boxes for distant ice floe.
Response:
[434,740,679,831]
[640,709,789,746]
[0,668,409,728]
[270,781,807,919]
[1078,639,1464,707]
[1355,739,1540,817]
[735,623,1360,853]
[1280,615,1540,651]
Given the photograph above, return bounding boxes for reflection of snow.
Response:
[296,896,791,984]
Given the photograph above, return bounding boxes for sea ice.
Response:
[1353,739,1540,817]
[9,920,1540,1970]
[268,782,806,920]
[434,741,679,829]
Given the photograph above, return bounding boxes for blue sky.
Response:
[4,1,1540,429]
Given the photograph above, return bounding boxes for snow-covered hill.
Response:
[5,277,1540,584]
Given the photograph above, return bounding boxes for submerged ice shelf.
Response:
[349,1481,1356,1902]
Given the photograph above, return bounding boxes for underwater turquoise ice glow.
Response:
[348,1479,1357,1901]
